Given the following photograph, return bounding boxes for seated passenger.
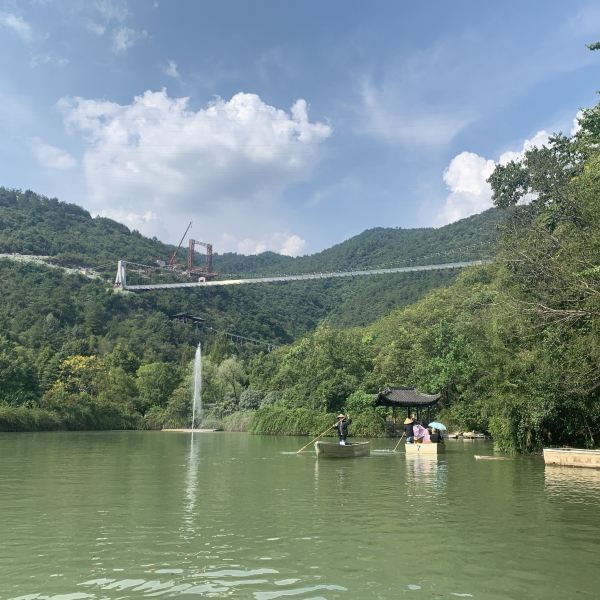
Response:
[430,428,444,443]
[412,422,429,443]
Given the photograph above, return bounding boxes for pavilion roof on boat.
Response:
[375,387,441,408]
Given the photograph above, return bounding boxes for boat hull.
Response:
[315,441,370,458]
[405,443,445,455]
[543,448,600,469]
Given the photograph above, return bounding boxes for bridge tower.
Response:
[188,239,215,278]
[114,260,127,288]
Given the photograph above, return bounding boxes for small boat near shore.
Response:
[314,441,370,458]
[405,443,445,455]
[463,431,486,439]
[543,447,600,469]
[447,431,486,439]
[162,428,221,433]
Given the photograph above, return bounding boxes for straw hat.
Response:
[336,414,345,419]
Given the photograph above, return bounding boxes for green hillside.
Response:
[0,186,503,275]
[0,184,507,434]
[0,186,504,331]
[212,210,505,275]
[0,188,171,267]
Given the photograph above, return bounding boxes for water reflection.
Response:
[4,433,599,600]
[405,455,447,500]
[312,454,352,491]
[545,465,600,503]
[9,564,347,600]
[181,433,199,539]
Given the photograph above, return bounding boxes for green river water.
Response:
[1,432,598,600]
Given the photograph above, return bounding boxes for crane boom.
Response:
[168,221,192,267]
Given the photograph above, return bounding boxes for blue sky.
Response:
[0,1,598,255]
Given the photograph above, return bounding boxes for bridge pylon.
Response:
[114,260,127,289]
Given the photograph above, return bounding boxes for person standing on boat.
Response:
[335,413,352,445]
[404,413,416,443]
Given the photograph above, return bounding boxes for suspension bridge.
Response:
[114,259,492,291]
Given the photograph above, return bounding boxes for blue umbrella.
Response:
[428,421,447,431]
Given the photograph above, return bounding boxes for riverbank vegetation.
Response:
[0,94,598,453]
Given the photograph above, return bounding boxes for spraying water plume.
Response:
[191,343,202,430]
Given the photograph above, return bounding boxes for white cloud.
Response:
[359,79,472,148]
[278,234,306,256]
[163,60,180,79]
[437,130,551,225]
[72,1,129,37]
[97,208,158,232]
[437,152,496,225]
[94,0,129,23]
[112,26,146,53]
[85,20,106,36]
[30,54,69,68]
[570,110,584,136]
[0,11,33,43]
[498,130,550,165]
[31,138,76,170]
[220,232,306,257]
[59,89,330,251]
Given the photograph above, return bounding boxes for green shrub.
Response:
[239,389,264,411]
[349,409,387,437]
[260,391,282,407]
[198,413,222,430]
[221,411,254,432]
[344,390,376,413]
[0,404,63,431]
[249,406,337,436]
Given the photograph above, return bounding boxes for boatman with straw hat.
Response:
[334,413,352,445]
[404,413,416,443]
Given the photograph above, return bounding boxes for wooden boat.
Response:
[405,442,445,455]
[543,447,600,469]
[162,428,220,432]
[314,441,370,458]
[462,431,486,439]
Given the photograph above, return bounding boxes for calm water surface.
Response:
[1,432,598,600]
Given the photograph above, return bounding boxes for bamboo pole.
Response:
[296,423,337,454]
[393,432,406,452]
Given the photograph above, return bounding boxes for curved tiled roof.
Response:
[375,387,440,407]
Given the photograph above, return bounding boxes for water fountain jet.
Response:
[162,342,218,433]
[191,342,203,430]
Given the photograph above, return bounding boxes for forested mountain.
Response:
[213,209,505,275]
[0,183,503,433]
[246,102,600,452]
[0,186,503,332]
[8,110,598,451]
[0,189,171,268]
[0,186,503,274]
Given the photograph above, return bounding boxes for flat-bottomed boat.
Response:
[314,441,370,458]
[405,443,445,455]
[543,447,600,469]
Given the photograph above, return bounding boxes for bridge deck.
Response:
[121,260,491,291]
